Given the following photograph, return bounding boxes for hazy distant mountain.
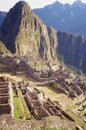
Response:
[33,0,86,36]
[0,11,6,26]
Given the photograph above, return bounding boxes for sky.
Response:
[0,0,86,11]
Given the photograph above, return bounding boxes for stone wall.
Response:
[0,76,11,114]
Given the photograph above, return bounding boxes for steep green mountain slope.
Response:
[57,31,86,74]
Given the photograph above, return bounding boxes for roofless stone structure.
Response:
[0,77,11,114]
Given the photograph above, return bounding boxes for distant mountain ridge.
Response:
[33,0,86,36]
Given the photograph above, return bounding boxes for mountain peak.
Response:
[14,1,30,7]
[0,1,32,53]
[16,1,28,5]
[46,1,62,8]
[72,0,85,7]
[73,0,82,4]
[11,1,31,12]
[0,1,58,63]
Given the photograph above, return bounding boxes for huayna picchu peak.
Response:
[0,1,32,53]
[0,1,58,63]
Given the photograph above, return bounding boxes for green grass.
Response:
[13,93,23,119]
[35,125,41,130]
[18,90,31,119]
[67,111,85,127]
[13,90,31,120]
[41,127,67,130]
[67,103,79,110]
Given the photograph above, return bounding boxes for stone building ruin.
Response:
[0,77,11,114]
[24,84,64,120]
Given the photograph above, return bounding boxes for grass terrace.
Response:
[67,111,85,128]
[18,90,31,119]
[13,90,31,120]
[41,127,68,130]
[13,92,23,119]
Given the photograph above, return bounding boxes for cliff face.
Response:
[57,31,86,74]
[0,1,58,63]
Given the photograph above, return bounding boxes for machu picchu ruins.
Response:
[0,1,86,130]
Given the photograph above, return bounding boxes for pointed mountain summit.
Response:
[0,1,58,62]
[73,0,82,5]
[72,0,86,7]
[0,1,32,53]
